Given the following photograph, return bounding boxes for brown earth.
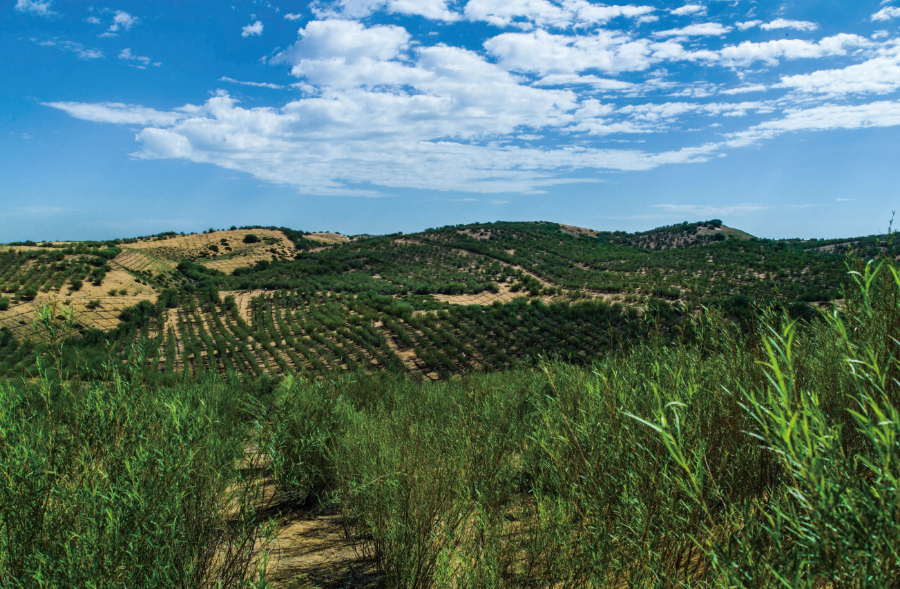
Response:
[0,269,158,337]
[306,233,351,245]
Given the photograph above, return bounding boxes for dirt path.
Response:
[263,503,380,589]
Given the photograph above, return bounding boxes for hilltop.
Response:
[1,220,895,380]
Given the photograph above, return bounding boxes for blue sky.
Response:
[2,0,900,241]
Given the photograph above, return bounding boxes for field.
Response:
[1,220,897,380]
[2,220,900,587]
[2,245,899,588]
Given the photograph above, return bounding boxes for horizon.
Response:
[3,0,900,241]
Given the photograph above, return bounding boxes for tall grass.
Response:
[0,340,273,587]
[263,258,900,588]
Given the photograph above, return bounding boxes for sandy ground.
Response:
[125,229,299,275]
[305,233,351,245]
[0,268,158,337]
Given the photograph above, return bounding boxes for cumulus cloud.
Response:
[463,0,655,29]
[720,84,767,95]
[871,6,900,21]
[242,20,264,37]
[718,34,870,67]
[654,23,732,37]
[38,7,900,198]
[736,20,762,30]
[14,0,55,16]
[284,13,303,21]
[119,48,152,68]
[109,10,138,32]
[760,19,818,31]
[670,4,705,16]
[776,45,900,95]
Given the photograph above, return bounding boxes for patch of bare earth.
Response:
[263,503,379,589]
[305,233,351,245]
[125,229,298,275]
[0,269,158,337]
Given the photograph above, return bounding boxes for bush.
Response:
[85,299,101,310]
[0,373,270,587]
[243,234,260,244]
[0,297,9,311]
[19,287,38,301]
[70,278,83,291]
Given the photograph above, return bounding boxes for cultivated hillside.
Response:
[1,221,895,380]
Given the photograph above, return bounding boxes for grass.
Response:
[258,257,900,588]
[1,231,898,587]
[0,338,276,587]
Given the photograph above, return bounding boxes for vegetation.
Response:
[1,220,899,586]
[260,257,900,587]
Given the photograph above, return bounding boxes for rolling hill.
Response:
[1,220,895,380]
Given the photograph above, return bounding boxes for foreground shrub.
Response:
[263,259,900,588]
[0,352,272,588]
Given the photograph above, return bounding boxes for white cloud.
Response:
[776,46,900,95]
[43,102,189,126]
[760,19,818,32]
[388,0,460,21]
[35,38,103,60]
[720,84,767,95]
[242,20,264,37]
[727,101,900,147]
[871,6,900,21]
[717,34,870,67]
[670,5,705,16]
[119,48,152,68]
[484,29,717,77]
[109,10,138,32]
[736,20,761,30]
[220,76,285,89]
[14,0,55,16]
[654,23,732,37]
[86,16,101,24]
[284,13,303,21]
[463,0,656,29]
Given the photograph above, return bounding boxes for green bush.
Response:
[260,258,900,588]
[243,234,260,244]
[0,297,9,311]
[69,278,83,291]
[0,367,271,587]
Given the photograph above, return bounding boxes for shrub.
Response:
[243,234,260,244]
[108,289,118,296]
[70,278,83,291]
[19,288,38,301]
[85,299,101,310]
[0,297,9,311]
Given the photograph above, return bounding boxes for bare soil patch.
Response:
[0,269,158,337]
[305,233,351,245]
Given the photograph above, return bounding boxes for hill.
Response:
[1,220,896,380]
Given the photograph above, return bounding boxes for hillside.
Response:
[1,220,895,380]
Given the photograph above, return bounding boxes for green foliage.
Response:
[243,234,260,244]
[0,297,8,311]
[0,351,273,587]
[258,257,900,588]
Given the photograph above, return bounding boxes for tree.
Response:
[243,234,260,244]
